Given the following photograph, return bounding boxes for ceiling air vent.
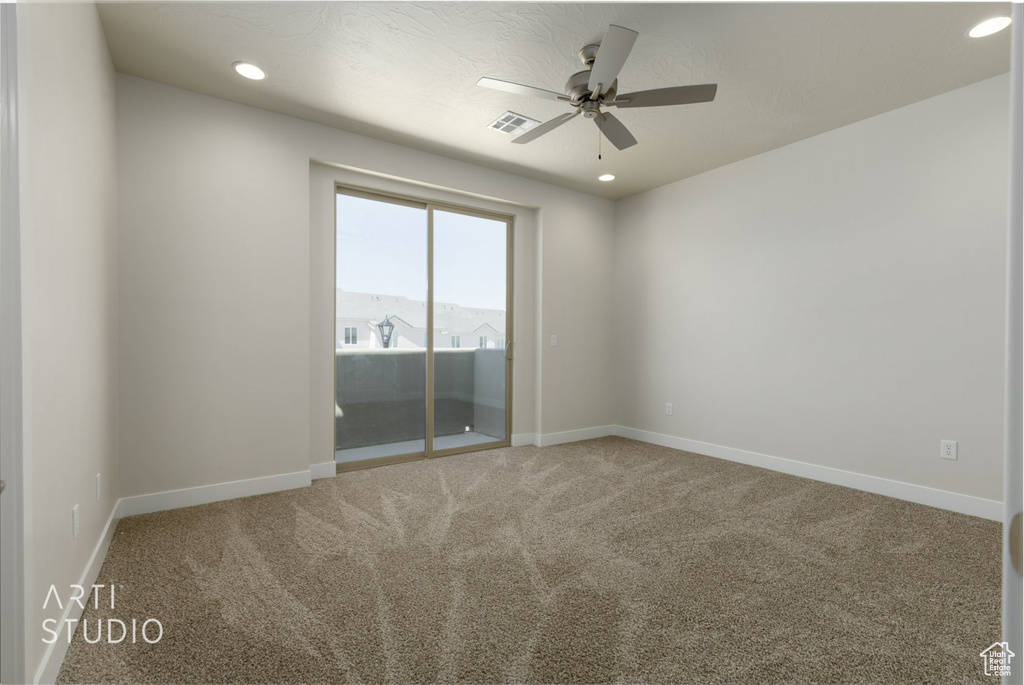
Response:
[487,111,540,137]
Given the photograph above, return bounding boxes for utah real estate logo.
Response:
[980,642,1015,677]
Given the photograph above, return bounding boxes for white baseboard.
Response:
[538,425,615,447]
[118,470,312,518]
[512,427,616,447]
[34,501,120,685]
[613,426,1002,521]
[310,461,336,480]
[511,433,538,447]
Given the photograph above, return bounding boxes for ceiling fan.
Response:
[478,25,717,151]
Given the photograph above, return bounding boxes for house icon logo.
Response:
[980,642,1015,677]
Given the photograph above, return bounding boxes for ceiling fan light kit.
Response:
[478,24,718,154]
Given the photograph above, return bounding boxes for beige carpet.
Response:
[58,437,1000,684]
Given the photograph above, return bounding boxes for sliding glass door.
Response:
[334,187,512,469]
[334,191,428,464]
[432,209,509,450]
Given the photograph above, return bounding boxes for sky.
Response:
[336,194,507,311]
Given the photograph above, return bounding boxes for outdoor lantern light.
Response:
[377,316,395,349]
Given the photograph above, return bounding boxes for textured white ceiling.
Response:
[97,2,1012,199]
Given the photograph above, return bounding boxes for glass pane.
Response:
[432,209,508,449]
[335,193,427,464]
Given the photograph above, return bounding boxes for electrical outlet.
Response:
[665,403,673,416]
[941,440,958,460]
[72,504,80,540]
[96,473,101,501]
[550,334,557,347]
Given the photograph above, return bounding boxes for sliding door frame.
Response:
[333,183,514,472]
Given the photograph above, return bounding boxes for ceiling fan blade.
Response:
[613,84,718,108]
[587,25,638,97]
[477,77,569,102]
[595,112,637,150]
[512,110,580,145]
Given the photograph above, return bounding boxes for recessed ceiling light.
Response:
[232,61,266,80]
[969,16,1011,38]
[598,174,616,182]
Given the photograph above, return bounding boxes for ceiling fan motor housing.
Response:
[565,70,617,104]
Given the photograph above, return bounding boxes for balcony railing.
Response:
[335,348,506,450]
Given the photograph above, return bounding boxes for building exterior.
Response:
[336,290,506,351]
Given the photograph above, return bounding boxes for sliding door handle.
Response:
[505,341,514,361]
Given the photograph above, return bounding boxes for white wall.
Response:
[117,75,616,496]
[614,74,1010,503]
[17,2,119,679]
